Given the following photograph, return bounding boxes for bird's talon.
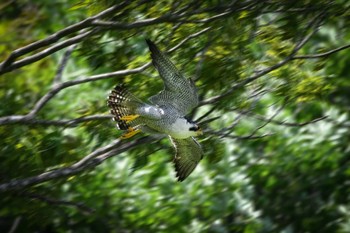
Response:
[119,114,140,123]
[120,127,141,139]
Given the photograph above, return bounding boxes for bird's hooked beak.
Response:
[197,127,203,136]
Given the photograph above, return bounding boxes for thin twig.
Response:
[0,27,210,126]
[53,44,77,84]
[246,114,328,127]
[7,216,21,233]
[0,136,156,192]
[18,191,95,214]
[200,11,323,106]
[0,114,111,127]
[29,63,150,118]
[195,105,218,123]
[294,43,350,59]
[168,27,211,53]
[0,29,97,75]
[90,2,251,28]
[243,101,286,138]
[0,2,130,74]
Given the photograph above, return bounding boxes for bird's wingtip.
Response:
[145,38,153,46]
[145,39,159,53]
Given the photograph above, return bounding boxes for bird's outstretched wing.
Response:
[169,136,203,181]
[146,39,198,115]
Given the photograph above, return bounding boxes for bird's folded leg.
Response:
[119,114,140,123]
[120,127,141,139]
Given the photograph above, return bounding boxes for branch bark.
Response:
[18,191,95,214]
[0,1,252,76]
[0,27,210,126]
[0,1,130,75]
[0,30,97,75]
[0,136,157,192]
[0,114,111,127]
[200,11,323,106]
[293,43,350,59]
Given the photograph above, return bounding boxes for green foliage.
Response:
[248,115,348,232]
[1,0,350,232]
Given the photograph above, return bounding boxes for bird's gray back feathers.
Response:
[146,39,198,115]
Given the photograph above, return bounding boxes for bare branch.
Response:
[0,2,130,74]
[0,114,111,127]
[179,1,260,24]
[223,133,274,140]
[294,43,350,59]
[198,116,221,126]
[200,12,323,106]
[0,64,147,125]
[90,1,254,29]
[91,15,177,29]
[0,115,30,125]
[18,191,95,214]
[195,105,218,123]
[8,216,22,233]
[200,60,288,106]
[30,63,151,118]
[244,101,286,137]
[53,44,77,84]
[206,129,273,140]
[168,27,211,53]
[205,87,268,139]
[246,114,328,127]
[0,27,210,126]
[0,29,97,75]
[0,136,156,192]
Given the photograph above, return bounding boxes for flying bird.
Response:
[107,39,203,181]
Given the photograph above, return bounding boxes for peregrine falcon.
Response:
[107,39,203,181]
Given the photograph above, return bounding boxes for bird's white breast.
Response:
[168,118,193,139]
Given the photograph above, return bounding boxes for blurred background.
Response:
[0,0,350,232]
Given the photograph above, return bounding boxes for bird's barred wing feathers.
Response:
[146,39,198,115]
[169,136,203,182]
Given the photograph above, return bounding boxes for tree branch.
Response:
[7,216,21,233]
[0,64,150,126]
[53,44,77,84]
[205,87,268,138]
[90,1,255,29]
[246,114,328,127]
[0,136,156,192]
[18,191,95,214]
[0,0,253,76]
[0,114,111,127]
[293,43,350,59]
[200,11,323,106]
[0,29,97,75]
[0,1,130,75]
[0,27,210,126]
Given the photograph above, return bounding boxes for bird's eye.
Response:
[189,126,198,131]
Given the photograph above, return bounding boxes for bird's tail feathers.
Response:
[107,85,144,130]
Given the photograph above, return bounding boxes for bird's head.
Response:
[189,124,203,136]
[188,121,203,136]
